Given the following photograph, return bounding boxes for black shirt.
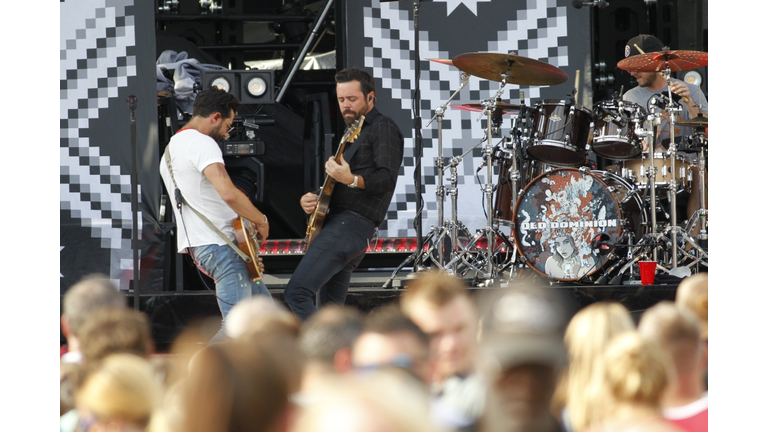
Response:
[329,106,405,224]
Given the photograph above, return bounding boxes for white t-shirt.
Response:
[159,129,237,253]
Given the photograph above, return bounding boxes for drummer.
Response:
[622,34,708,150]
[621,34,708,236]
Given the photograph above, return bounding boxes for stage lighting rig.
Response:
[201,70,275,105]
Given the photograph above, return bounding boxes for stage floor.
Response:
[126,269,682,349]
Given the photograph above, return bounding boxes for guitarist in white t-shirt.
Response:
[160,87,272,342]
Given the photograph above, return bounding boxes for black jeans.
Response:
[285,210,375,320]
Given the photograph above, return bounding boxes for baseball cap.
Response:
[477,285,573,372]
[625,34,665,58]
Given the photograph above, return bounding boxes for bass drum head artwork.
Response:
[512,168,623,282]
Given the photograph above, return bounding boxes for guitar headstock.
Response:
[342,115,365,143]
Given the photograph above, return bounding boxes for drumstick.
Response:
[634,43,689,103]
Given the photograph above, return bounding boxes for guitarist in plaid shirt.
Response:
[286,68,405,320]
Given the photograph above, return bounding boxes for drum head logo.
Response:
[513,169,623,281]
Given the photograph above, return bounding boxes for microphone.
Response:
[572,0,608,9]
[127,95,138,111]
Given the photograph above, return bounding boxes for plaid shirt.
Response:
[329,106,404,224]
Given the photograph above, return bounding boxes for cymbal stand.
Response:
[383,73,471,285]
[685,128,708,248]
[660,67,683,268]
[425,72,471,267]
[445,70,513,281]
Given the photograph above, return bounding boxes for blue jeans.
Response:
[190,243,272,342]
[285,210,375,320]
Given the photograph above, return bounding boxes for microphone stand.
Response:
[127,95,140,309]
[412,0,425,264]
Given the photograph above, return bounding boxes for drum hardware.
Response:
[618,48,709,269]
[445,66,526,282]
[385,72,471,285]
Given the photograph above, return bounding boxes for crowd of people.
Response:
[59,271,708,432]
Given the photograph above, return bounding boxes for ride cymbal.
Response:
[451,52,569,86]
[617,50,708,73]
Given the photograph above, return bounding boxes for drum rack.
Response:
[385,49,708,288]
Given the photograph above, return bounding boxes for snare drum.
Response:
[526,100,593,166]
[622,152,693,192]
[591,100,647,159]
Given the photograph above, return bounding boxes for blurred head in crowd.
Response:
[556,302,635,431]
[179,337,302,432]
[291,370,441,432]
[352,304,432,385]
[400,271,479,383]
[62,274,125,355]
[675,273,707,343]
[225,296,300,341]
[75,353,162,432]
[299,304,365,374]
[638,301,706,407]
[586,332,679,432]
[79,307,155,364]
[476,284,573,432]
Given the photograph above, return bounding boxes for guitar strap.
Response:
[343,113,384,162]
[163,145,252,264]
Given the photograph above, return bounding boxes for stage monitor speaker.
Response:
[224,156,266,205]
[200,70,275,105]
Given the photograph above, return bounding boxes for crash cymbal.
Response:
[426,58,455,67]
[451,52,569,86]
[617,50,708,73]
[452,102,522,116]
[676,114,708,127]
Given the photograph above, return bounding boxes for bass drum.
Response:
[512,168,646,282]
[493,156,553,225]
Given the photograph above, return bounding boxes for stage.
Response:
[124,268,681,350]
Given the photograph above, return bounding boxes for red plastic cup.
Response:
[638,261,657,285]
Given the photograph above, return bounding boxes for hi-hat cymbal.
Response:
[452,102,522,116]
[451,52,569,86]
[617,50,708,73]
[676,114,708,127]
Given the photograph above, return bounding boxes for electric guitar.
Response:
[233,216,265,281]
[305,116,365,248]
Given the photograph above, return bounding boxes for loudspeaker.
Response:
[200,70,275,105]
[224,156,265,205]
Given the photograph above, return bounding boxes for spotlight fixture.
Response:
[683,71,702,86]
[200,70,275,105]
[211,76,231,92]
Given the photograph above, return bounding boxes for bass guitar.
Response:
[233,216,265,281]
[305,116,365,248]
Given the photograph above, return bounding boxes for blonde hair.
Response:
[600,332,671,408]
[638,301,701,373]
[555,302,635,431]
[76,353,161,428]
[675,273,708,340]
[400,271,471,313]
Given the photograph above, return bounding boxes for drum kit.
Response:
[405,48,709,285]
